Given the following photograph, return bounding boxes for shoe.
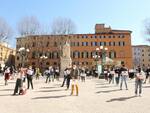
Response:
[12,93,16,96]
[139,94,141,97]
[120,89,122,90]
[126,88,128,90]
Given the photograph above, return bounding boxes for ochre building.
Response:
[0,42,16,67]
[16,24,133,69]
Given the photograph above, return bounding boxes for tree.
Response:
[143,18,150,42]
[0,17,12,42]
[17,16,41,36]
[51,17,76,35]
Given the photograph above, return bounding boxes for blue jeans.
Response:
[120,75,128,89]
[135,79,142,94]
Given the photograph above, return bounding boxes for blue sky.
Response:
[0,0,150,47]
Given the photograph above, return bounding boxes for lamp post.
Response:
[40,55,48,72]
[93,55,100,71]
[96,46,108,76]
[18,47,29,68]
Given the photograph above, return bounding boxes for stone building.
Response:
[132,45,150,68]
[16,24,133,69]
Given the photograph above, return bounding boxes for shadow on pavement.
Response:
[37,89,65,92]
[40,86,57,89]
[106,96,137,102]
[0,89,14,91]
[32,95,68,99]
[143,85,150,88]
[96,89,120,93]
[95,83,109,86]
[0,94,12,96]
[96,85,117,88]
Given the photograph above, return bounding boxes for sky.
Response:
[0,0,150,48]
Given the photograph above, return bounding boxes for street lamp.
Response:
[40,54,48,72]
[18,47,30,67]
[93,55,100,71]
[96,46,108,76]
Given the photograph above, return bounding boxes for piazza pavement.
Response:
[0,75,150,113]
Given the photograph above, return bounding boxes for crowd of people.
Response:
[0,64,150,97]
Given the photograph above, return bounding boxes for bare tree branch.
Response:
[143,18,150,43]
[0,17,12,42]
[51,17,76,35]
[17,16,41,36]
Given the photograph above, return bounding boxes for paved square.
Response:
[0,76,150,113]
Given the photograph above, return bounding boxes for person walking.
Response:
[144,67,150,84]
[45,67,50,83]
[4,67,10,85]
[70,65,79,96]
[80,69,86,82]
[120,64,128,90]
[49,66,54,82]
[26,66,34,89]
[35,67,41,80]
[13,68,24,95]
[114,67,120,85]
[61,68,68,87]
[135,68,145,96]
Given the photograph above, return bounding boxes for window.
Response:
[109,35,111,38]
[99,36,101,38]
[122,35,125,38]
[46,42,49,47]
[86,42,88,46]
[113,42,115,46]
[81,51,89,58]
[82,35,87,38]
[91,42,97,46]
[73,51,80,58]
[118,41,125,46]
[32,42,36,47]
[54,42,57,47]
[109,51,116,59]
[32,51,36,59]
[82,42,88,46]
